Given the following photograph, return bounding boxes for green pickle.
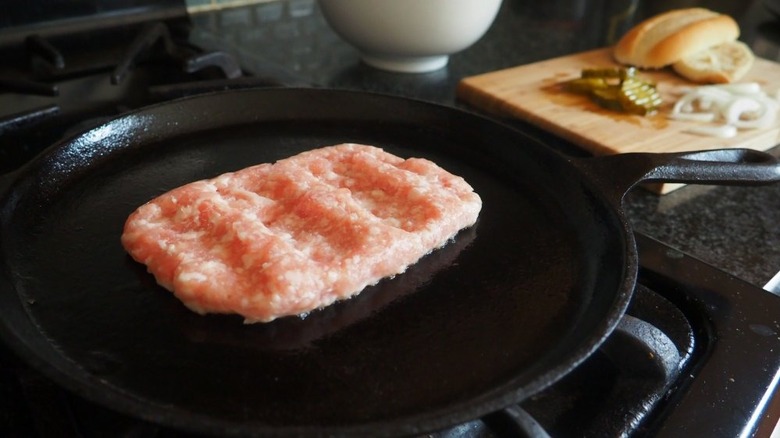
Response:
[564,67,661,115]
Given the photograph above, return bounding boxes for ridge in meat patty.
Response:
[121,143,482,323]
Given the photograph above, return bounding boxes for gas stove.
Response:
[0,1,293,175]
[1,1,779,437]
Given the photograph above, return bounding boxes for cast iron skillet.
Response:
[0,88,778,436]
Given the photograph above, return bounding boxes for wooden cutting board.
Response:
[457,48,780,193]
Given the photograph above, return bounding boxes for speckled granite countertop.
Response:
[189,0,780,289]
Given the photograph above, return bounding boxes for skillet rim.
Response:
[0,87,637,436]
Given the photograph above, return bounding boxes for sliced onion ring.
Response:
[668,83,779,137]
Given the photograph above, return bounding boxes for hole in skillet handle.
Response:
[571,148,780,205]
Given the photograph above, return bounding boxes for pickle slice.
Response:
[564,68,661,115]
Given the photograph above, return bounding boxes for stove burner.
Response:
[0,105,59,136]
[110,22,242,86]
[185,50,242,79]
[112,22,188,85]
[0,20,246,173]
[0,76,58,96]
[25,34,65,73]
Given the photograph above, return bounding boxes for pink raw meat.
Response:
[121,143,482,323]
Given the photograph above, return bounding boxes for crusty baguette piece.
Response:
[614,8,740,68]
[672,40,754,83]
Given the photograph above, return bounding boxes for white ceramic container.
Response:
[318,0,503,73]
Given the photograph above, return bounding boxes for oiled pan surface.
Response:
[0,89,632,436]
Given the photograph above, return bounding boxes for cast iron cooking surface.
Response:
[0,89,630,436]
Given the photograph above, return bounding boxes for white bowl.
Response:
[318,0,503,73]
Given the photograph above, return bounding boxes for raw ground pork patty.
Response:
[121,144,482,323]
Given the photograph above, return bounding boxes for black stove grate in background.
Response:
[0,19,249,175]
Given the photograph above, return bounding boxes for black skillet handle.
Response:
[572,148,780,205]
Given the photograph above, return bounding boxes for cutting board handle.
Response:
[572,148,780,204]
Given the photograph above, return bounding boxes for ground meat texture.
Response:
[121,144,482,323]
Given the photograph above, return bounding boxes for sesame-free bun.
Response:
[613,8,740,69]
[672,40,755,83]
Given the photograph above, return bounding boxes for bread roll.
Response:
[671,40,754,83]
[614,8,740,69]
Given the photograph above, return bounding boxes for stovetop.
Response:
[1,1,779,437]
